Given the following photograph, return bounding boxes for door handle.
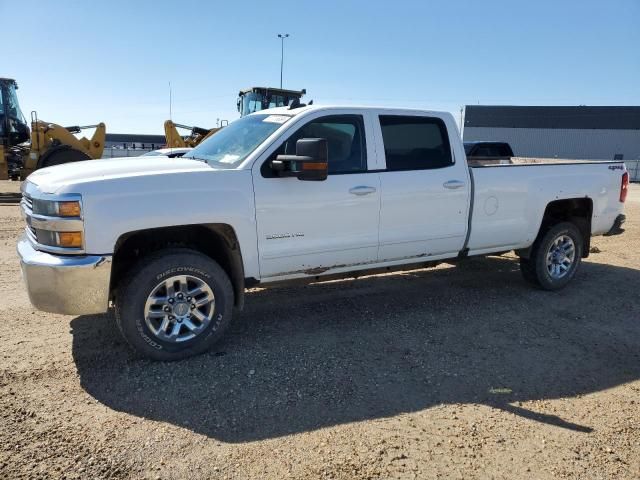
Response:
[349,186,377,196]
[443,180,465,190]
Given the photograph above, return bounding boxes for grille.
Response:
[21,193,37,240]
[22,193,33,210]
[26,224,38,242]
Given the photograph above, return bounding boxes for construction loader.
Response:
[237,86,306,117]
[0,78,106,180]
[163,120,223,149]
[163,86,307,149]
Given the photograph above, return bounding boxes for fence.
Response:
[626,159,640,182]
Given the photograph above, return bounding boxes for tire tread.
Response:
[519,222,583,291]
[114,248,234,360]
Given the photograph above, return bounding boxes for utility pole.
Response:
[459,106,464,136]
[277,33,289,89]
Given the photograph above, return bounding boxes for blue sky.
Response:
[3,0,639,134]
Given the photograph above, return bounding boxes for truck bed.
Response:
[466,159,626,255]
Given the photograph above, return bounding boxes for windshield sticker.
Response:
[263,115,290,124]
[218,154,241,164]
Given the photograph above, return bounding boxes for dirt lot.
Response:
[1,181,638,480]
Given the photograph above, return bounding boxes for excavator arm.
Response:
[164,120,187,148]
[62,123,106,159]
[164,120,221,149]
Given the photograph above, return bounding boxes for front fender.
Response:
[75,169,260,279]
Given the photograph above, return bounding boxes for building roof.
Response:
[105,133,166,144]
[465,105,640,130]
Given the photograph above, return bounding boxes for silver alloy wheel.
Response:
[144,275,215,343]
[545,234,576,279]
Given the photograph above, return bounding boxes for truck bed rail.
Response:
[470,157,625,168]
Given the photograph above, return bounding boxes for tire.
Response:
[39,145,91,168]
[519,222,583,291]
[115,248,234,361]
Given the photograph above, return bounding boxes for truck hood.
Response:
[26,156,212,193]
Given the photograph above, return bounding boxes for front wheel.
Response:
[39,145,91,168]
[519,222,583,290]
[115,248,234,361]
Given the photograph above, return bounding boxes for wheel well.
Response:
[539,198,593,258]
[110,224,245,309]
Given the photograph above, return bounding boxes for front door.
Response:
[253,113,380,279]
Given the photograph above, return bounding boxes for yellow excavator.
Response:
[0,78,106,180]
[163,120,222,149]
[163,87,307,149]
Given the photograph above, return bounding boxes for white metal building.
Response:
[463,106,640,180]
[104,133,166,150]
[102,133,167,158]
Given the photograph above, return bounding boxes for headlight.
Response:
[34,230,83,249]
[32,199,81,217]
[24,194,84,251]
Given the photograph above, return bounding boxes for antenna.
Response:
[169,81,172,121]
[169,82,173,153]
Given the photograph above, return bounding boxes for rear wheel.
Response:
[519,222,583,290]
[115,248,234,361]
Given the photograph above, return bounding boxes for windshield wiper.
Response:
[183,155,207,162]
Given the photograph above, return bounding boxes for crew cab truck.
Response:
[18,105,629,360]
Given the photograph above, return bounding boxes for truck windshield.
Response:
[184,113,291,168]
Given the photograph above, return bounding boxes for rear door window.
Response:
[379,115,453,170]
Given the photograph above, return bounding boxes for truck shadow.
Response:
[71,256,640,443]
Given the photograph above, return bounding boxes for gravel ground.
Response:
[1,181,639,480]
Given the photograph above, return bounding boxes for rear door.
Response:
[252,111,381,279]
[374,113,470,261]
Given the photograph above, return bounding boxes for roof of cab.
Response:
[248,104,451,117]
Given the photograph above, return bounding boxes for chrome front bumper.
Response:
[17,234,112,315]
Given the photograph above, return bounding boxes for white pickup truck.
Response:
[18,105,629,360]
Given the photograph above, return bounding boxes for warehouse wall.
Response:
[101,147,157,158]
[463,127,640,161]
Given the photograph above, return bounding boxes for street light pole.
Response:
[277,33,289,89]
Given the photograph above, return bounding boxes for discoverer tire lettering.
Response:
[115,248,234,361]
